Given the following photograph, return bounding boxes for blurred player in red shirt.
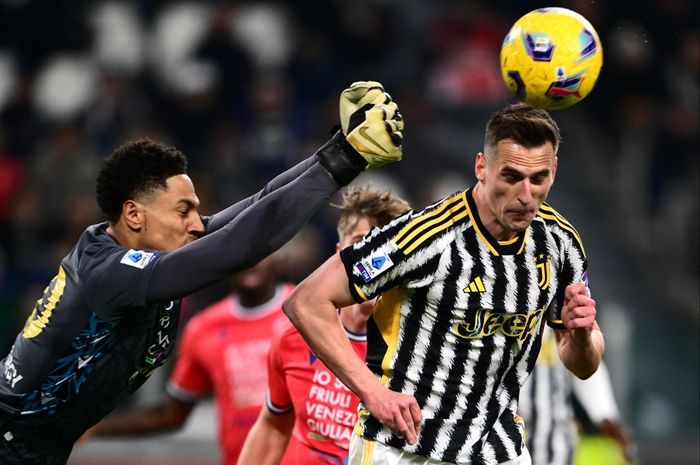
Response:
[89,253,292,465]
[238,186,411,465]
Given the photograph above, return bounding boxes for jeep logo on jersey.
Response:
[454,308,544,342]
[354,251,394,283]
[120,249,156,269]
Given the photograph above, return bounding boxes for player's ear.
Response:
[475,152,487,183]
[122,200,144,231]
[335,242,341,253]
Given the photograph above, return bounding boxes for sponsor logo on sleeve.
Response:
[3,355,23,389]
[120,249,156,269]
[354,250,394,283]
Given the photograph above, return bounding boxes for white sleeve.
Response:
[571,360,620,423]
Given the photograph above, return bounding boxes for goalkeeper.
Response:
[0,81,401,465]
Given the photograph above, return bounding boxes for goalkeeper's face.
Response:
[476,138,557,237]
[133,174,205,252]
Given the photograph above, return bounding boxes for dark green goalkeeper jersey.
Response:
[0,155,339,465]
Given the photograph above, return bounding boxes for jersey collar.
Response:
[465,187,528,256]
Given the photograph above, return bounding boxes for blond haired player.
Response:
[238,186,410,465]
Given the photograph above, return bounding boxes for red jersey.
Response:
[167,284,294,465]
[266,323,367,465]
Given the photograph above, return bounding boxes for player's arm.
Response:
[555,282,605,379]
[147,84,403,302]
[237,406,294,465]
[146,155,338,302]
[204,156,318,233]
[572,361,635,461]
[283,253,422,445]
[206,80,400,233]
[86,395,194,437]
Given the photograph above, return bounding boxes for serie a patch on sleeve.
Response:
[120,249,157,269]
[353,246,395,283]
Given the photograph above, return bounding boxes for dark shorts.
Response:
[0,410,75,465]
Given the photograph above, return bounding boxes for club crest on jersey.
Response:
[354,251,394,283]
[120,249,156,269]
[533,253,551,290]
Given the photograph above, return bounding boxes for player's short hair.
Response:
[334,186,411,241]
[484,102,561,157]
[96,138,188,223]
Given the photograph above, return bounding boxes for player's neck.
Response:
[236,285,277,309]
[106,222,142,249]
[471,184,518,242]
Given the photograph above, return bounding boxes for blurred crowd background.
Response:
[0,1,697,464]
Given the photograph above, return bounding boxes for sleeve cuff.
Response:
[265,390,293,415]
[339,247,368,303]
[166,381,204,403]
[546,319,566,330]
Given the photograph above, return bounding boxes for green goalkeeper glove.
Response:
[316,82,403,186]
[344,102,403,168]
[339,81,392,135]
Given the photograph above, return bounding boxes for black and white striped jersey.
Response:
[519,327,577,465]
[339,188,587,465]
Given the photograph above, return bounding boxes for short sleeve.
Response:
[546,229,588,329]
[80,243,163,316]
[339,210,423,303]
[167,320,212,401]
[265,330,292,414]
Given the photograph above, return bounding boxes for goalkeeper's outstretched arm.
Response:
[146,81,404,302]
[205,80,402,232]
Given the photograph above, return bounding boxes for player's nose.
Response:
[517,180,534,204]
[188,214,205,238]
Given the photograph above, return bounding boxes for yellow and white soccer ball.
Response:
[500,7,603,110]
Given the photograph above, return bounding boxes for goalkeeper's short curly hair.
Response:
[334,185,411,241]
[96,138,188,223]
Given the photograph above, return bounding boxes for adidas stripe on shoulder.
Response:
[537,203,586,257]
[392,192,469,255]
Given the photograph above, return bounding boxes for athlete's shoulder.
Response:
[392,190,470,255]
[188,296,235,330]
[271,323,305,354]
[536,203,586,256]
[416,190,469,218]
[280,322,304,344]
[74,223,163,279]
[265,323,303,370]
[279,283,296,299]
[72,223,121,265]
